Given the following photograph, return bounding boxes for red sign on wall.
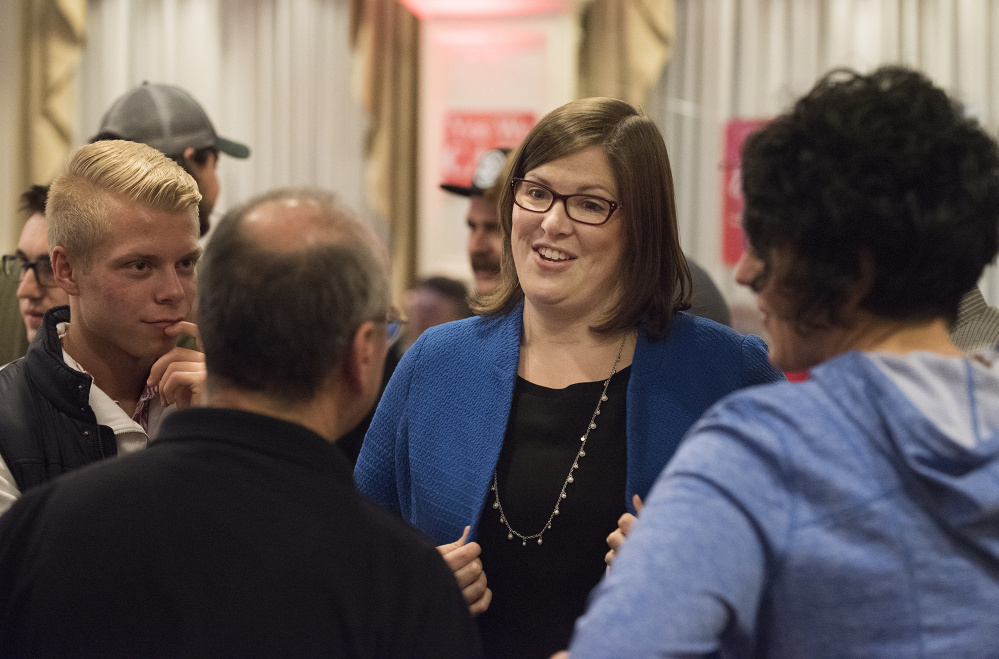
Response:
[721,118,770,265]
[440,111,535,187]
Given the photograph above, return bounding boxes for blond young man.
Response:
[0,140,206,515]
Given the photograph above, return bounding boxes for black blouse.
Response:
[476,365,631,658]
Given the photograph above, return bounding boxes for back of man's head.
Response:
[46,140,201,270]
[199,188,388,403]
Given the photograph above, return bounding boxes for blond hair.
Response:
[47,140,201,269]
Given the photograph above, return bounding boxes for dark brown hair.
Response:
[742,66,999,326]
[474,97,690,338]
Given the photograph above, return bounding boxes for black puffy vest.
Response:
[0,306,117,492]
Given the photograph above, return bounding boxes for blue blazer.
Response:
[354,304,783,544]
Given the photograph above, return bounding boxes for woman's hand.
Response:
[438,526,492,616]
[604,494,644,568]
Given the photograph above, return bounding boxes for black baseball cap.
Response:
[440,148,512,197]
[94,82,250,159]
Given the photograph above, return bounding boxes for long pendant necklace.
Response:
[490,332,629,547]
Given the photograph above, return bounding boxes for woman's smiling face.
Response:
[511,146,626,322]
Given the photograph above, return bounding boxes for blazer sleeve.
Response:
[353,337,424,517]
[740,334,785,387]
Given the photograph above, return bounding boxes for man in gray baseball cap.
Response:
[93,82,250,235]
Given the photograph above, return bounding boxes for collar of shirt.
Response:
[56,322,170,440]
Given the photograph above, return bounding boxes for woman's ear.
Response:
[51,246,80,296]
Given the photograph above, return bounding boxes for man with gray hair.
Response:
[0,188,482,657]
[0,140,206,515]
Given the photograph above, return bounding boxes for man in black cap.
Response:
[93,82,250,236]
[441,148,510,296]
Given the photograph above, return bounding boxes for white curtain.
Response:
[77,0,380,240]
[649,0,999,310]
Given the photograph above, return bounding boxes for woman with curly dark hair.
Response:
[569,66,999,657]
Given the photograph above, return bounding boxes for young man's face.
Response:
[61,198,200,369]
[16,212,69,341]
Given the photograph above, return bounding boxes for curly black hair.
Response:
[741,65,999,327]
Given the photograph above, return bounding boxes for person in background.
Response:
[401,275,472,351]
[92,81,250,236]
[442,148,511,296]
[951,286,999,351]
[356,97,783,658]
[567,65,999,658]
[0,141,207,515]
[1,185,67,363]
[0,187,482,657]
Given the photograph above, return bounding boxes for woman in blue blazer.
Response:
[355,97,783,658]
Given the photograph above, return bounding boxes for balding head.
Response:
[198,188,389,403]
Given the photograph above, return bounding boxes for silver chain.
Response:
[490,333,629,547]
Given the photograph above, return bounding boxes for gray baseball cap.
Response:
[94,82,250,159]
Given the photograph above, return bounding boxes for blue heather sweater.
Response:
[570,350,999,658]
[354,304,782,544]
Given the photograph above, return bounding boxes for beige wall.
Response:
[0,1,25,251]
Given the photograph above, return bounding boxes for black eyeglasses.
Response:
[511,178,622,225]
[1,254,56,288]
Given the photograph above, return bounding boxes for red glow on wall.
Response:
[720,118,770,266]
[440,111,535,187]
[398,0,573,19]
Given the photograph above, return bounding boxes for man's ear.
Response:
[51,246,80,296]
[343,320,381,394]
[183,147,196,164]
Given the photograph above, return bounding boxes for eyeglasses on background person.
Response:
[385,306,407,348]
[511,178,622,225]
[2,253,57,288]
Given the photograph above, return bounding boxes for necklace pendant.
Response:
[601,394,608,402]
[560,492,566,499]
[589,422,597,430]
[567,475,574,483]
[522,539,526,547]
[554,508,559,515]
[507,532,513,540]
[492,501,499,509]
[579,450,586,457]
[499,516,505,524]
[537,537,543,545]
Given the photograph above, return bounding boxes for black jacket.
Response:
[0,306,116,492]
[0,408,482,657]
